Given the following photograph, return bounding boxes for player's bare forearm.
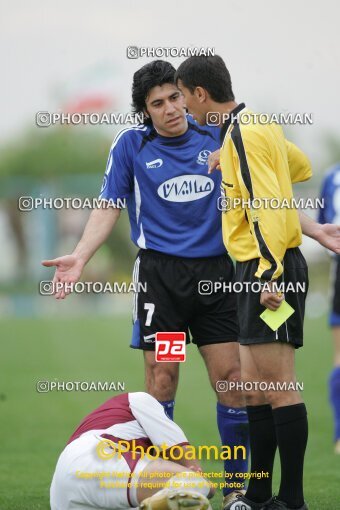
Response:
[298,211,320,239]
[73,206,121,264]
[299,211,340,254]
[41,206,121,299]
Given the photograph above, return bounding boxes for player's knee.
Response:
[212,366,241,390]
[156,370,177,390]
[214,367,244,406]
[146,367,177,397]
[226,366,241,383]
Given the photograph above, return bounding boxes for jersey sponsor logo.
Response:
[196,149,211,165]
[146,158,163,169]
[155,332,186,362]
[157,175,214,202]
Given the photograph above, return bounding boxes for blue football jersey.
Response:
[319,164,340,225]
[99,117,225,257]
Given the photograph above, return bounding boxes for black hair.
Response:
[175,55,234,103]
[132,60,176,123]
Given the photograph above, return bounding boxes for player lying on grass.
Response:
[175,54,334,510]
[50,391,214,510]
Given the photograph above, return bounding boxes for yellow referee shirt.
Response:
[220,103,312,281]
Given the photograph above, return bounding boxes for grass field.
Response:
[0,314,339,509]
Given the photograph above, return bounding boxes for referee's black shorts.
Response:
[130,249,238,350]
[235,247,309,349]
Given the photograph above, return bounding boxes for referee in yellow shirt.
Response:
[176,56,310,510]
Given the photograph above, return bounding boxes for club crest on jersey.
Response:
[157,175,214,202]
[146,158,163,169]
[196,149,211,165]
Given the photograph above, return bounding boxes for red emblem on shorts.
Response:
[155,332,186,362]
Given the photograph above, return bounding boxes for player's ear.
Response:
[194,86,207,103]
[143,108,150,121]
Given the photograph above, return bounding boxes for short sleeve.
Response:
[286,140,312,184]
[99,130,134,202]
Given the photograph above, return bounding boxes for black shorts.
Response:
[330,255,340,327]
[235,247,309,349]
[130,249,238,350]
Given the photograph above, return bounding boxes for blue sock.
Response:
[160,400,175,420]
[329,367,340,440]
[217,402,249,496]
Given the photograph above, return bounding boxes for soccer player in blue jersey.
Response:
[319,163,340,454]
[43,60,249,507]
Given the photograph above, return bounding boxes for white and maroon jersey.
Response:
[67,392,189,451]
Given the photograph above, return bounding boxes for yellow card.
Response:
[260,300,295,331]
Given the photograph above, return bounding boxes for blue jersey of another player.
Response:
[318,164,340,225]
[99,117,224,258]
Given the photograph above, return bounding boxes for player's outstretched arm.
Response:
[299,211,340,254]
[41,206,121,299]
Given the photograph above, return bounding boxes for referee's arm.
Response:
[286,140,312,184]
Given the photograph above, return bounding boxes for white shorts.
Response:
[50,431,151,510]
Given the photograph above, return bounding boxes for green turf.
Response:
[0,315,339,509]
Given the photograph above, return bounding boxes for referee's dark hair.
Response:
[132,60,176,124]
[175,55,235,103]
